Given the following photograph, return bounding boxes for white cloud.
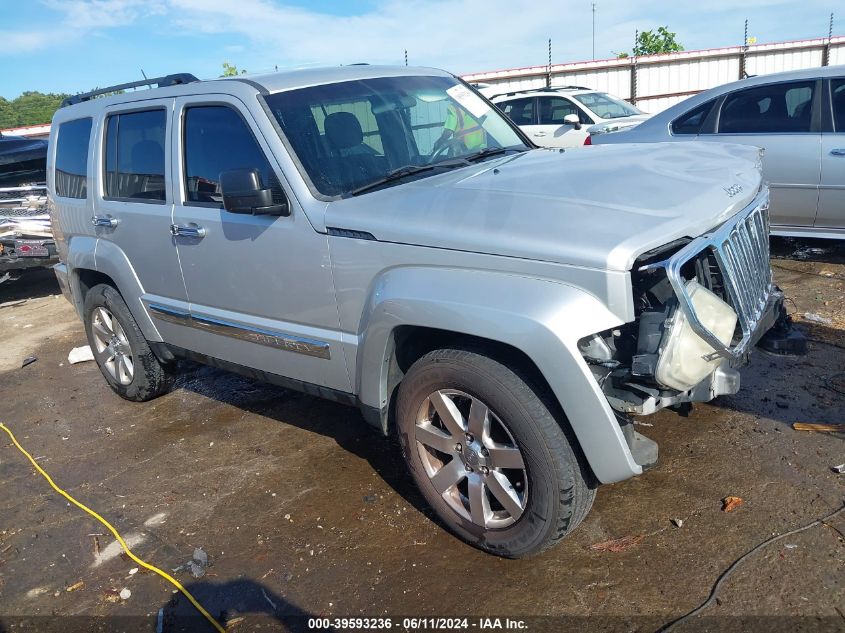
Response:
[162,0,834,75]
[2,0,836,75]
[2,0,168,54]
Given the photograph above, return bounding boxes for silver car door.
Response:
[169,95,351,393]
[816,77,845,230]
[698,79,822,228]
[93,99,191,342]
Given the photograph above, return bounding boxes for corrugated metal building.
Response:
[463,35,845,113]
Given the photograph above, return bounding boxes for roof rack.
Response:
[487,85,594,100]
[60,73,199,108]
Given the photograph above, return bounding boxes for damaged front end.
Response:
[581,189,793,424]
[0,184,56,284]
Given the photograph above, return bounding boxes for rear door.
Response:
[496,97,537,139]
[169,95,350,392]
[816,77,845,230]
[93,100,190,343]
[699,80,822,228]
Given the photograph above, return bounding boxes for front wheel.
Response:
[396,349,596,558]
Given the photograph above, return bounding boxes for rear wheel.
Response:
[396,348,596,558]
[83,284,174,401]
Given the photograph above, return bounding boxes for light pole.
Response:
[592,3,596,59]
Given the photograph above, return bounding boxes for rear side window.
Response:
[499,98,535,125]
[671,99,716,135]
[718,81,815,134]
[183,105,283,206]
[832,78,845,132]
[55,118,92,198]
[104,109,166,202]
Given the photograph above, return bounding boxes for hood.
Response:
[324,142,762,272]
[0,135,48,187]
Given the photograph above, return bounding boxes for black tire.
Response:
[82,284,174,402]
[396,348,596,558]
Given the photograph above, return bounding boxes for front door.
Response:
[531,96,591,148]
[815,77,845,230]
[169,96,350,392]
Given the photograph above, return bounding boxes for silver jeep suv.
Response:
[49,66,786,557]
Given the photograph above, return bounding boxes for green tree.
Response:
[0,91,70,128]
[0,97,17,128]
[220,62,247,77]
[632,26,684,56]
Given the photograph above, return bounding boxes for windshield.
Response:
[572,92,641,119]
[264,75,528,197]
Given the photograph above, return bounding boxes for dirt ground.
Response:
[0,238,843,633]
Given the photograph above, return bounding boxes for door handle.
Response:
[830,148,845,157]
[533,131,547,137]
[170,223,207,238]
[91,214,118,228]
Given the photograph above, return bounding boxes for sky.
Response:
[0,0,839,99]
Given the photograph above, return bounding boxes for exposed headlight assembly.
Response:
[655,280,737,392]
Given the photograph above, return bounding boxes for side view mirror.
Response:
[220,168,289,216]
[563,113,582,130]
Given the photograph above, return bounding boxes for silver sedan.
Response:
[590,65,845,239]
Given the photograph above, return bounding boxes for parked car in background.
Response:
[52,66,788,558]
[0,132,54,284]
[590,66,845,240]
[490,87,649,148]
[0,132,46,187]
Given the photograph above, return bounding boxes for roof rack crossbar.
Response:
[487,85,594,100]
[60,73,199,108]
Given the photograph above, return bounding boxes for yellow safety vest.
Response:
[445,104,486,150]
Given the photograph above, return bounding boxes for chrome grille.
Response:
[640,189,778,361]
[710,198,773,339]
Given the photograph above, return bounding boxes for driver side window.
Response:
[183,105,284,207]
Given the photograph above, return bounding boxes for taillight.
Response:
[583,135,592,146]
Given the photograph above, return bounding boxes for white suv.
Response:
[490,87,649,148]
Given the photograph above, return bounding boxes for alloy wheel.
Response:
[90,306,134,385]
[414,389,528,529]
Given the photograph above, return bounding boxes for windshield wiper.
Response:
[348,159,469,197]
[463,147,522,162]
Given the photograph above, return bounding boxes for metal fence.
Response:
[463,35,845,114]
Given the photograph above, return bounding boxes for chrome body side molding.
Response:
[147,304,331,360]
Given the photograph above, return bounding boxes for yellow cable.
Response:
[0,422,225,633]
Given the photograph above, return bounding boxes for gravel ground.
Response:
[0,238,843,633]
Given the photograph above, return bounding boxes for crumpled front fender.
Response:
[356,266,641,484]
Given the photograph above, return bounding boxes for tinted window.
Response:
[55,117,92,198]
[183,106,283,205]
[538,97,591,125]
[671,99,716,135]
[719,81,815,133]
[499,98,535,125]
[832,78,845,132]
[104,109,166,201]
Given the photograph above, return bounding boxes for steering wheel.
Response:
[427,139,465,164]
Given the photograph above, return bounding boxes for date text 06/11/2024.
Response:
[307,617,529,630]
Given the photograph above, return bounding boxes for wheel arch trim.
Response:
[355,266,642,484]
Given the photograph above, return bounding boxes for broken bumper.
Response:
[0,238,57,273]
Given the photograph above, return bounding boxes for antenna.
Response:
[140,68,148,80]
